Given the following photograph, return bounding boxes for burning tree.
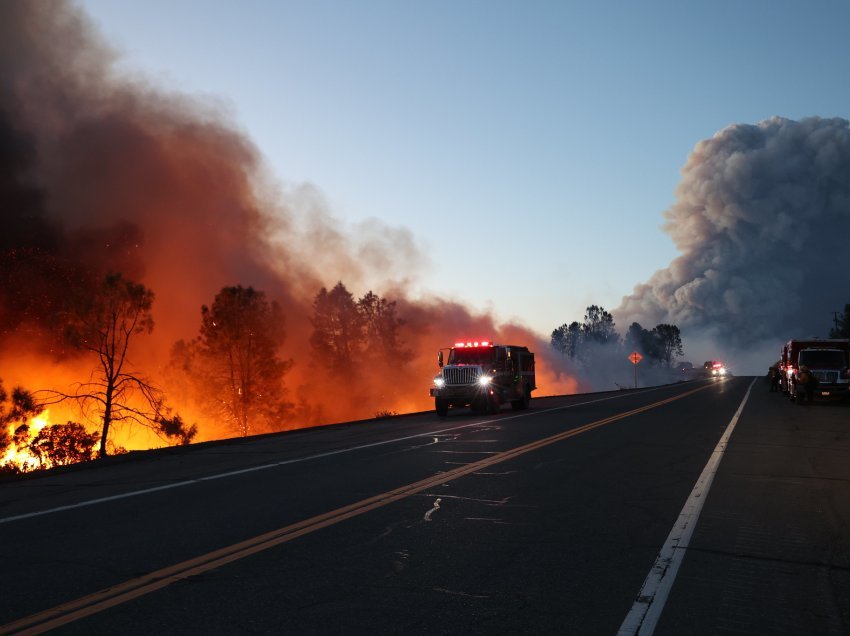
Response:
[1,380,44,472]
[308,284,412,416]
[310,283,410,374]
[156,414,198,446]
[28,422,100,468]
[175,285,293,437]
[310,282,364,375]
[357,291,411,365]
[52,272,194,458]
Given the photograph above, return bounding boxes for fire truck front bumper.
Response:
[430,385,488,402]
[814,383,850,399]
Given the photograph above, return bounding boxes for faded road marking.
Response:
[423,498,442,521]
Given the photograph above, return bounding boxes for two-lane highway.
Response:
[3,376,840,634]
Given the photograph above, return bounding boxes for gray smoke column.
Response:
[617,117,850,354]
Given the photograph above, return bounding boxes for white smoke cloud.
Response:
[617,117,850,354]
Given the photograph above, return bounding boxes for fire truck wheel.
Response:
[435,398,449,417]
[511,389,530,410]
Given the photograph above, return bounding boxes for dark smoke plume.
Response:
[1,1,575,444]
[616,116,850,361]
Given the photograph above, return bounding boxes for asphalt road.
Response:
[0,376,847,635]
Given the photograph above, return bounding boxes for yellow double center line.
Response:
[2,383,714,635]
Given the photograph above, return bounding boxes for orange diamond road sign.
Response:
[628,351,643,365]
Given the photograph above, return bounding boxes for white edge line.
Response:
[617,377,756,636]
[0,381,707,525]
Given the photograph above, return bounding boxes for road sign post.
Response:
[628,351,643,389]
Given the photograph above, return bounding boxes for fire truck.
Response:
[429,340,536,416]
[703,360,727,376]
[779,339,850,401]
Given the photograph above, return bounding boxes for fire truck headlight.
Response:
[478,375,492,387]
[434,377,445,388]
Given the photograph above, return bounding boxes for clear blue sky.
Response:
[78,0,850,340]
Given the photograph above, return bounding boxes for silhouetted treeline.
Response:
[551,305,683,369]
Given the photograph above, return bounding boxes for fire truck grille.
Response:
[814,371,838,383]
[443,367,481,386]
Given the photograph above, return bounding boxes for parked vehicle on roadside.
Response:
[779,339,850,401]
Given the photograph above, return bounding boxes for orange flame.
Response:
[2,410,50,472]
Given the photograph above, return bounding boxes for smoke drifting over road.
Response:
[1,1,575,445]
[617,116,850,358]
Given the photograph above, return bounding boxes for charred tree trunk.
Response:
[99,380,114,458]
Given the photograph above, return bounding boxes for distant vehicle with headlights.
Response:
[703,360,727,376]
[430,340,536,416]
[779,339,850,401]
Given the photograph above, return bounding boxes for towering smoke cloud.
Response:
[617,116,850,359]
[1,1,576,445]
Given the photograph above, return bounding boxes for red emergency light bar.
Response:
[712,362,723,368]
[454,340,491,348]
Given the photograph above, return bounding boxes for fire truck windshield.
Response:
[449,347,495,366]
[799,349,848,369]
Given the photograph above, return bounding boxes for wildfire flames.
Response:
[0,2,580,474]
[2,411,50,472]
